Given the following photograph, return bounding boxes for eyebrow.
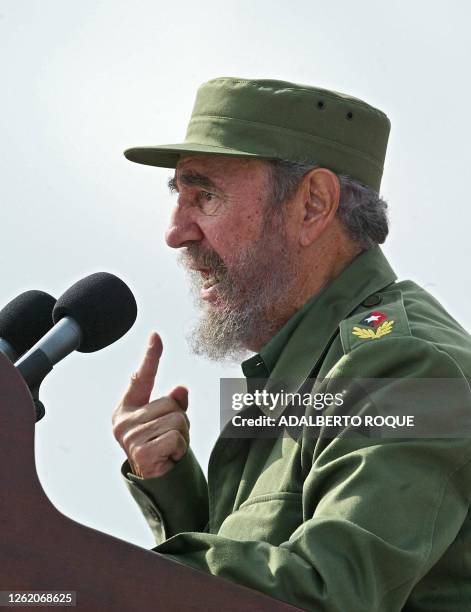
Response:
[167,172,219,193]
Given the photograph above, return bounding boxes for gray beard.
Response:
[179,214,297,363]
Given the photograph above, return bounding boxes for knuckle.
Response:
[132,445,149,466]
[173,446,186,461]
[178,432,188,450]
[120,428,136,450]
[155,430,178,454]
[112,413,137,444]
[114,412,151,446]
[170,429,187,450]
[112,403,136,438]
[172,411,188,432]
[112,420,126,442]
[168,428,181,443]
[133,406,148,422]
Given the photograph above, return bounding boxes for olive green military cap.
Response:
[124,77,391,191]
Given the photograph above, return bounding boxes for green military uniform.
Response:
[122,246,471,611]
[123,77,471,610]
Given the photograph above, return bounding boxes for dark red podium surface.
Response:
[0,353,300,611]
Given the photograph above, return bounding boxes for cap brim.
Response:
[124,142,261,168]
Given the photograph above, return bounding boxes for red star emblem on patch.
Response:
[359,311,388,328]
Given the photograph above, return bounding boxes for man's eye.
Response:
[196,191,220,213]
[200,191,214,202]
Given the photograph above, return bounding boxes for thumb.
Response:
[168,385,189,411]
[123,332,163,407]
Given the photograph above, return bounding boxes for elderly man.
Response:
[112,78,471,611]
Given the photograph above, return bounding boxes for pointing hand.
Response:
[112,332,189,478]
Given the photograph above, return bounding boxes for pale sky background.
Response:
[1,0,470,548]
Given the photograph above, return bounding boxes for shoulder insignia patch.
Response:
[352,311,395,340]
[340,291,411,354]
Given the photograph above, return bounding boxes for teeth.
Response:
[203,276,219,289]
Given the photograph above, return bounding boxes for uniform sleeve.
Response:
[150,338,471,611]
[121,446,208,542]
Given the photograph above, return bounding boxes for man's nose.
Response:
[165,203,204,248]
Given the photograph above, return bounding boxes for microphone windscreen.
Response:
[52,272,137,353]
[0,290,56,356]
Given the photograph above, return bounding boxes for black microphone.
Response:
[0,290,56,362]
[15,272,138,391]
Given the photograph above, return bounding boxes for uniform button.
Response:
[362,294,382,307]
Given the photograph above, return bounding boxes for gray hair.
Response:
[268,159,389,248]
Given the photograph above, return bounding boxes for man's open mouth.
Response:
[202,274,219,289]
[196,269,221,299]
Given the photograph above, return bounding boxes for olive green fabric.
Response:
[122,246,471,611]
[124,77,390,191]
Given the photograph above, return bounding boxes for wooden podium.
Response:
[0,354,300,611]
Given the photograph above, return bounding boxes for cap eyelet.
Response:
[317,101,325,110]
[346,111,354,120]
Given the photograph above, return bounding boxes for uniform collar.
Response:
[241,246,397,416]
[241,293,317,379]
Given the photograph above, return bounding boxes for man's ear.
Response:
[298,168,340,247]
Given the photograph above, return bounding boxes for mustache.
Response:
[179,244,227,276]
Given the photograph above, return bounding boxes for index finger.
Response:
[122,332,163,407]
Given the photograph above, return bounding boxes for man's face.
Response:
[165,155,299,360]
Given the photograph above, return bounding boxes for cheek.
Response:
[204,209,264,253]
[230,205,266,242]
